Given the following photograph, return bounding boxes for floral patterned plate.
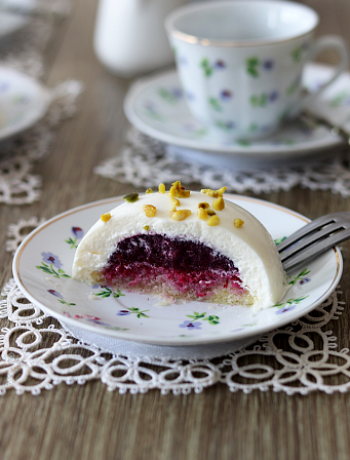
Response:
[0,67,50,142]
[13,195,342,346]
[124,63,350,157]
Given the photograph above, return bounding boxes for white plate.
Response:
[0,67,50,142]
[13,195,342,346]
[124,63,350,158]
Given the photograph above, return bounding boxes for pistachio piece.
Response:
[143,204,156,217]
[213,197,225,211]
[197,208,208,220]
[207,215,220,226]
[234,218,244,228]
[170,210,192,221]
[123,192,139,203]
[201,187,227,198]
[101,212,111,222]
[168,180,190,198]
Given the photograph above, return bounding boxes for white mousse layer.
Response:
[72,191,287,309]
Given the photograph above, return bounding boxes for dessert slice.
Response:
[72,183,287,309]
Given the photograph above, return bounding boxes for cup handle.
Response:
[293,35,349,115]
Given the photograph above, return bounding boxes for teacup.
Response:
[165,1,349,141]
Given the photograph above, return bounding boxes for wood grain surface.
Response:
[1,1,350,459]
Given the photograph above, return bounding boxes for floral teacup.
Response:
[165,1,349,141]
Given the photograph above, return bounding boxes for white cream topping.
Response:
[72,191,288,309]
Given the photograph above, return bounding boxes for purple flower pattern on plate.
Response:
[157,87,182,104]
[179,312,220,330]
[65,226,84,249]
[36,253,71,278]
[179,320,202,330]
[41,252,63,269]
[48,289,75,306]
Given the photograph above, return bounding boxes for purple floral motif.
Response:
[220,90,233,101]
[145,100,156,112]
[185,91,195,101]
[215,120,235,131]
[299,278,311,285]
[72,227,84,238]
[172,87,183,99]
[41,252,63,269]
[262,59,274,70]
[276,304,297,315]
[48,289,63,299]
[117,310,131,316]
[269,91,279,102]
[179,320,202,330]
[214,60,226,69]
[158,87,182,103]
[0,82,9,92]
[87,319,110,326]
[66,227,84,248]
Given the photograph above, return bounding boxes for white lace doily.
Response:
[0,0,83,205]
[2,218,350,396]
[95,128,350,196]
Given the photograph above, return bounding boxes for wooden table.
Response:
[1,0,350,459]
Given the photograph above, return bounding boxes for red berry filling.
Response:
[102,234,243,299]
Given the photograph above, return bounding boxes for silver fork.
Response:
[278,212,350,271]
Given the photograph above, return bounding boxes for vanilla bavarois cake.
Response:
[72,182,287,309]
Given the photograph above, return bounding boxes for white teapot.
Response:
[94,0,188,78]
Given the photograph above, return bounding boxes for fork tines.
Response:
[278,212,350,271]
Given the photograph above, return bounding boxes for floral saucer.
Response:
[124,63,350,158]
[0,67,50,142]
[13,195,342,346]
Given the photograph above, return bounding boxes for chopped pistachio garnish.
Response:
[123,192,139,203]
[145,188,153,194]
[170,209,192,221]
[234,218,244,228]
[207,215,220,226]
[168,180,190,198]
[198,202,209,209]
[101,212,111,222]
[143,204,156,217]
[143,225,150,231]
[212,197,225,211]
[158,183,166,193]
[201,187,227,198]
[207,209,216,216]
[197,207,208,220]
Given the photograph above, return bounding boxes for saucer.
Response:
[0,67,50,142]
[124,63,349,158]
[13,195,342,346]
[0,0,36,38]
